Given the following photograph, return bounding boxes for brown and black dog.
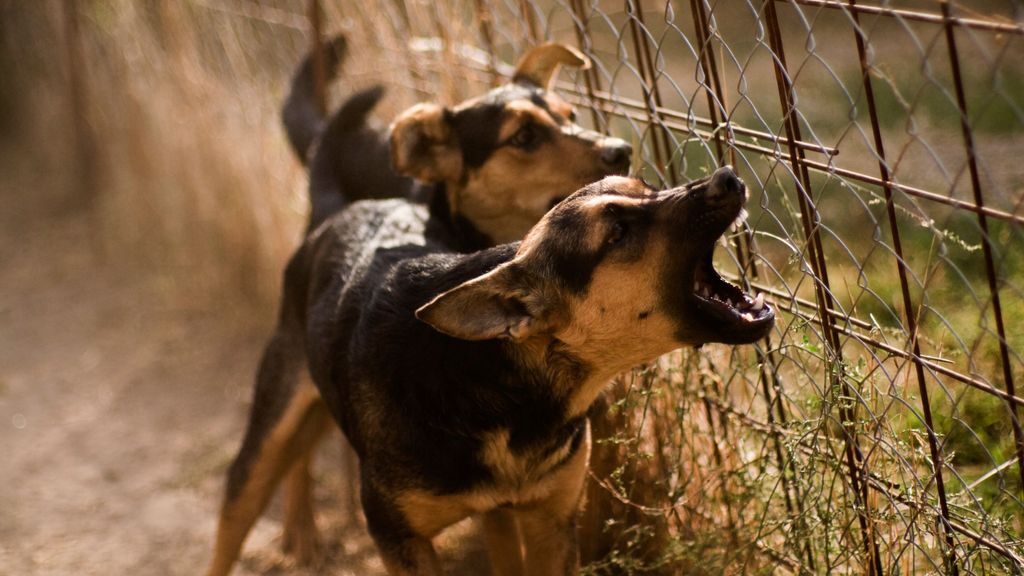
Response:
[204,166,773,575]
[204,42,633,575]
[282,37,632,243]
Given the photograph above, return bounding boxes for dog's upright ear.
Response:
[416,263,557,341]
[390,103,463,183]
[513,43,590,89]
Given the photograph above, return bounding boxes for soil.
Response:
[0,151,483,575]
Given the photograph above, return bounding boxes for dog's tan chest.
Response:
[480,428,578,488]
[397,423,591,538]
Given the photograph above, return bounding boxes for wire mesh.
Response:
[44,0,1024,573]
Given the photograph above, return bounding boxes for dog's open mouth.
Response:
[691,249,773,328]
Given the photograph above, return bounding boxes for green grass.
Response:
[841,65,1024,136]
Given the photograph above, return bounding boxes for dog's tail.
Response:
[306,86,391,229]
[281,35,348,165]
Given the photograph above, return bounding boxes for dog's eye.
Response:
[607,220,627,245]
[509,124,539,149]
[568,109,578,122]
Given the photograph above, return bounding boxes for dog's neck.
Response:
[425,183,494,252]
[399,249,597,442]
[509,335,627,421]
[415,252,632,426]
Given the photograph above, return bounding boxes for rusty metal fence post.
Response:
[763,1,884,572]
[941,0,1024,500]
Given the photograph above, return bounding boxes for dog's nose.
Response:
[707,165,744,199]
[600,138,632,170]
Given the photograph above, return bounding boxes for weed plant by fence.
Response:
[13,0,1023,573]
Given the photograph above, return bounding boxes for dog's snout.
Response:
[707,166,744,200]
[600,138,632,170]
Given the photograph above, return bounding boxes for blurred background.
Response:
[1,0,1022,574]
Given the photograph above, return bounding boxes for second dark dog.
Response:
[283,38,632,243]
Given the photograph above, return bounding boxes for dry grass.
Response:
[4,1,311,311]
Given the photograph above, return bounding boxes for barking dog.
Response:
[204,167,774,575]
[204,42,633,574]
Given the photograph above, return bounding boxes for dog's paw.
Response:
[281,518,324,567]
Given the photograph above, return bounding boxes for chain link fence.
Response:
[16,0,1023,573]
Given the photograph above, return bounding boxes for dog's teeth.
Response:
[694,281,700,293]
[702,286,711,298]
[742,312,754,322]
[725,298,733,308]
[752,292,765,311]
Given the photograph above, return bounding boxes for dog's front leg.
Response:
[517,423,591,575]
[362,482,444,576]
[517,506,579,575]
[481,507,524,576]
[376,537,443,576]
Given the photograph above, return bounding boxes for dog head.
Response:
[417,166,774,380]
[390,43,632,245]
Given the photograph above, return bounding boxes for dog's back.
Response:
[298,198,433,398]
[292,200,539,488]
[310,219,513,431]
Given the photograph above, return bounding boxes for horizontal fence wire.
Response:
[84,0,1022,572]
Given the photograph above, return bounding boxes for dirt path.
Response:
[0,157,353,574]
